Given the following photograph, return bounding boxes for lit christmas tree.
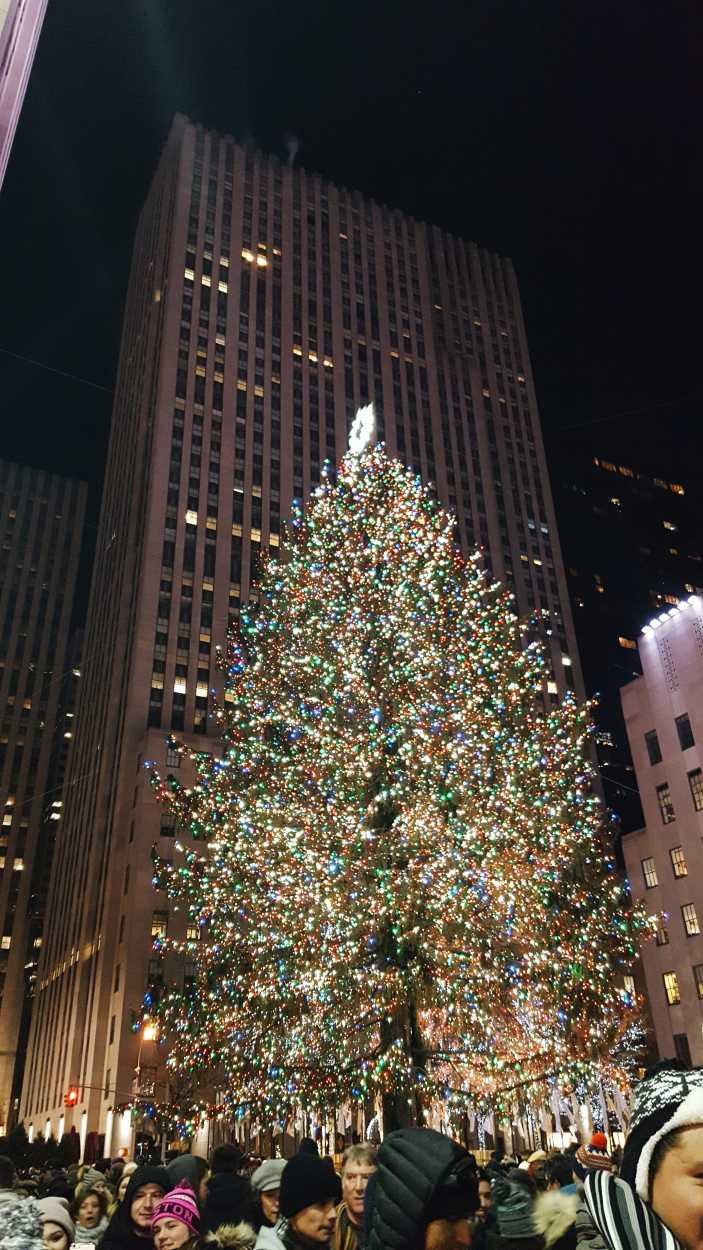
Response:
[149,409,650,1130]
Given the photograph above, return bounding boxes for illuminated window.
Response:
[610,497,621,507]
[663,593,679,605]
[186,924,199,941]
[670,846,687,878]
[173,678,187,694]
[600,460,616,472]
[166,748,180,769]
[663,971,681,1006]
[688,768,703,811]
[641,857,658,888]
[241,248,254,263]
[185,510,198,525]
[675,713,695,751]
[618,637,637,650]
[657,783,675,824]
[1,937,10,950]
[13,858,23,871]
[682,903,700,936]
[671,483,685,495]
[623,975,635,996]
[693,965,703,1000]
[654,478,668,490]
[618,465,634,477]
[663,520,678,532]
[151,911,168,940]
[547,680,558,695]
[655,925,669,946]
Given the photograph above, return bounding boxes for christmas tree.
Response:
[149,409,650,1129]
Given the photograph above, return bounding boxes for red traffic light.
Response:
[64,1086,79,1107]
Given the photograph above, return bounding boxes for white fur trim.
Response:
[635,1087,703,1200]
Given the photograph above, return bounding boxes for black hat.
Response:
[279,1154,341,1219]
[621,1060,703,1201]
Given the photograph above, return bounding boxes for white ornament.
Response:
[347,403,376,456]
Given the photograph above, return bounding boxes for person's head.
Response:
[491,1171,538,1244]
[37,1197,76,1250]
[280,1153,342,1245]
[298,1137,320,1158]
[74,1186,108,1228]
[546,1156,576,1191]
[166,1155,209,1206]
[118,1161,138,1202]
[210,1142,244,1175]
[252,1158,287,1227]
[365,1128,477,1250]
[0,1153,15,1189]
[152,1183,201,1250]
[123,1166,172,1236]
[620,1060,703,1250]
[341,1144,377,1227]
[476,1172,492,1220]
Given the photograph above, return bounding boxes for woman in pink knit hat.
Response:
[152,1184,202,1250]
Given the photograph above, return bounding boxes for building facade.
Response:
[621,597,703,1066]
[557,449,703,832]
[22,115,583,1149]
[0,0,48,189]
[0,461,85,1131]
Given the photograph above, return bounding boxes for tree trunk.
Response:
[379,1000,426,1132]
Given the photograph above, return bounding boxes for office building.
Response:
[0,0,48,189]
[556,448,703,831]
[621,598,703,1066]
[0,460,85,1131]
[22,115,583,1149]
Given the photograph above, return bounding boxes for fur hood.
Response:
[206,1221,258,1250]
[0,1196,44,1250]
[534,1190,579,1248]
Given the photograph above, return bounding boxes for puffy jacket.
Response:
[365,1128,470,1250]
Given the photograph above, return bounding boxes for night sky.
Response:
[0,0,701,566]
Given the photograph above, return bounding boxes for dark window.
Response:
[645,730,662,765]
[693,965,703,1000]
[676,713,695,751]
[673,1033,692,1066]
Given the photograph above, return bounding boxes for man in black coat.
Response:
[365,1128,478,1250]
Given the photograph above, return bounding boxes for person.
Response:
[102,1165,171,1250]
[489,1170,543,1250]
[334,1145,376,1250]
[152,1182,201,1250]
[167,1157,210,1206]
[365,1126,478,1250]
[202,1154,253,1236]
[472,1170,496,1250]
[297,1140,320,1159]
[2,1197,46,1250]
[37,1196,77,1250]
[117,1164,139,1204]
[74,1186,111,1245]
[525,1154,547,1190]
[251,1160,287,1234]
[0,1153,19,1210]
[576,1060,703,1250]
[532,1158,578,1250]
[278,1152,342,1250]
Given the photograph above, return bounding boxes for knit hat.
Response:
[252,1160,286,1194]
[36,1196,76,1243]
[2,1197,44,1250]
[574,1132,613,1180]
[279,1155,341,1219]
[492,1175,538,1240]
[152,1183,201,1235]
[621,1060,703,1201]
[81,1166,105,1189]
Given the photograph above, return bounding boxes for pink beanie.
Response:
[151,1183,201,1235]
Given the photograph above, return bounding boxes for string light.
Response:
[147,442,652,1123]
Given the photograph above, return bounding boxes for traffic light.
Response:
[64,1086,79,1107]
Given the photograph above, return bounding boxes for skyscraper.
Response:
[0,0,48,190]
[22,115,582,1149]
[621,599,703,1066]
[0,460,85,1131]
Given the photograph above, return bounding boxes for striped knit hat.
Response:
[620,1061,703,1201]
[152,1182,201,1235]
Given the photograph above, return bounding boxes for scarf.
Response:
[75,1216,110,1244]
[334,1203,360,1250]
[584,1170,681,1250]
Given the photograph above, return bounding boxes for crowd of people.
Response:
[1,1061,702,1250]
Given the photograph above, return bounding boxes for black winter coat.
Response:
[365,1128,472,1250]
